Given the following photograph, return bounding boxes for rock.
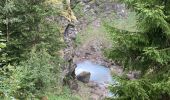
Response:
[89,94,100,100]
[64,24,77,40]
[91,87,106,97]
[69,79,79,90]
[82,0,91,3]
[87,81,98,88]
[60,18,79,90]
[133,71,141,79]
[85,52,92,58]
[126,73,134,80]
[68,28,77,40]
[77,71,91,83]
[90,45,97,52]
[84,4,91,12]
[126,71,141,80]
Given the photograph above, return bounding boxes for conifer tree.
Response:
[106,0,170,99]
[0,0,64,99]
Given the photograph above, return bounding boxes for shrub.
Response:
[0,48,62,99]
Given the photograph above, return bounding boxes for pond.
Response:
[75,60,114,85]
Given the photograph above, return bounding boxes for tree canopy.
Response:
[106,0,170,100]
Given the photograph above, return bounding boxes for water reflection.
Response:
[75,60,113,84]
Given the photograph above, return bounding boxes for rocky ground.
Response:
[72,16,135,99]
[61,0,139,100]
[71,1,126,99]
[73,19,113,100]
[73,18,112,66]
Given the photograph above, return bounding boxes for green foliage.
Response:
[108,78,170,100]
[75,33,82,45]
[106,0,170,71]
[15,49,61,99]
[0,49,62,99]
[0,0,63,66]
[0,43,6,49]
[104,26,150,71]
[0,31,7,68]
[73,3,85,18]
[0,0,66,99]
[106,0,170,99]
[109,79,151,100]
[48,87,80,100]
[104,11,137,32]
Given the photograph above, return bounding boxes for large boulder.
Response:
[77,71,91,83]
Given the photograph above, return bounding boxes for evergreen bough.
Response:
[106,0,170,100]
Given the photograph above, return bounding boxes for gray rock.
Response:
[82,0,91,3]
[126,71,141,80]
[87,81,98,88]
[77,71,91,83]
[69,79,79,90]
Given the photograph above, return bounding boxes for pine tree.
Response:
[0,0,63,65]
[0,0,64,99]
[106,0,170,99]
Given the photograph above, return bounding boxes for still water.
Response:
[75,60,114,85]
